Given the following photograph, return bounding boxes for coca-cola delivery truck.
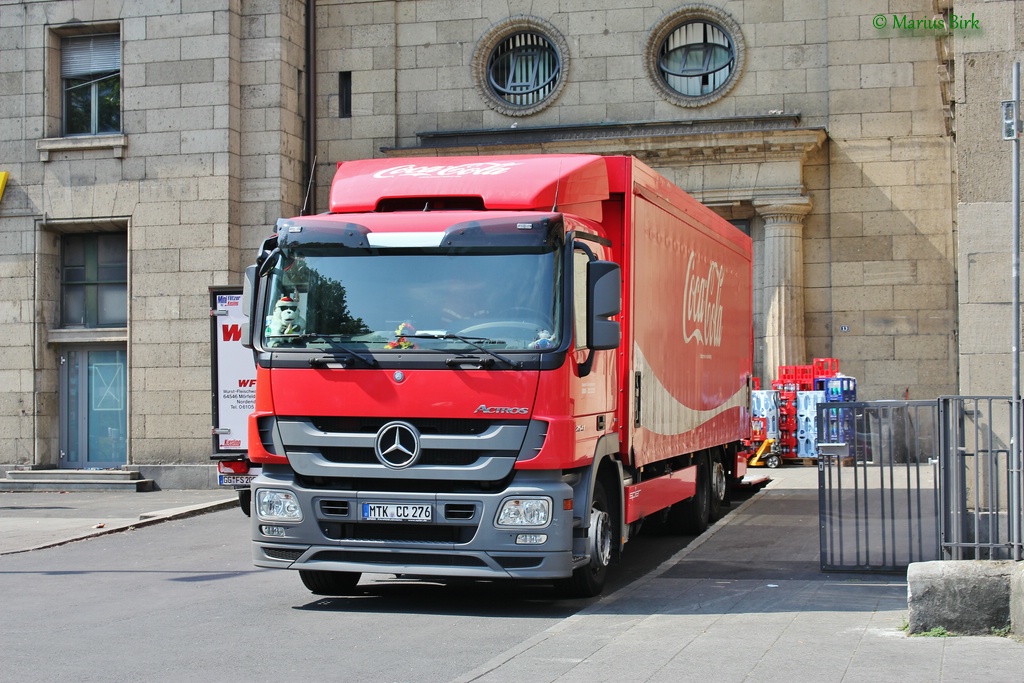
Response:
[240,154,753,597]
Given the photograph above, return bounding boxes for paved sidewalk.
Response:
[0,488,237,555]
[454,466,1024,683]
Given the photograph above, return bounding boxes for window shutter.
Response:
[61,34,120,78]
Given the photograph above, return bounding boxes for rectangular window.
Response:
[61,233,128,328]
[62,33,121,136]
[730,219,751,236]
[573,249,589,350]
[339,71,352,118]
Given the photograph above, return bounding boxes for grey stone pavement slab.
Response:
[452,466,1024,683]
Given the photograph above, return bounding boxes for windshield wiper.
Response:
[411,331,521,369]
[287,334,377,367]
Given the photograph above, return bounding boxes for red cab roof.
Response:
[328,154,610,215]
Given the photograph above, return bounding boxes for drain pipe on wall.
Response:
[302,0,317,215]
[1004,62,1022,561]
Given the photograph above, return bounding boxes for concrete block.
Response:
[1011,563,1024,636]
[907,560,1014,635]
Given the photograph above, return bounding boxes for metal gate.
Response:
[817,400,940,572]
[938,396,1023,560]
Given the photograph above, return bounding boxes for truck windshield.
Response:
[260,246,562,353]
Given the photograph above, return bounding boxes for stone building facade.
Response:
[0,0,1014,485]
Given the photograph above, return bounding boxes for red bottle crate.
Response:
[751,417,766,440]
[813,357,839,378]
[795,365,814,390]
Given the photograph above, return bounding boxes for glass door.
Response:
[60,346,127,469]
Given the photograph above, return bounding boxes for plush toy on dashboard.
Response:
[266,295,304,335]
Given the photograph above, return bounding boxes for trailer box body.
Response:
[244,154,752,597]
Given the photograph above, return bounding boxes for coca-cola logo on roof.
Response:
[372,162,523,178]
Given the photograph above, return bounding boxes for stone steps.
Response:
[0,469,155,492]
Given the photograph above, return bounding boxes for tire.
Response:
[708,450,728,522]
[670,454,710,535]
[238,489,252,517]
[299,570,361,596]
[558,481,612,598]
[765,454,781,469]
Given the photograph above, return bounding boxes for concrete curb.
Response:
[0,497,238,556]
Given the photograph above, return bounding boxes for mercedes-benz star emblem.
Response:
[374,421,421,469]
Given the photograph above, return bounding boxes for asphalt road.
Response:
[0,494,734,682]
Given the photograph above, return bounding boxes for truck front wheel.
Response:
[299,570,361,596]
[558,481,612,598]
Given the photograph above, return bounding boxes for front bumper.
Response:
[251,469,577,580]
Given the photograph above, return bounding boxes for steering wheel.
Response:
[456,320,548,337]
[505,307,548,322]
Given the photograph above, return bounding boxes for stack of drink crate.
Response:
[815,367,858,448]
[770,358,853,462]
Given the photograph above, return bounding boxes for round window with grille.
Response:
[646,6,745,107]
[473,16,569,116]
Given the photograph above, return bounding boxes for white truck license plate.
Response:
[362,503,432,522]
[219,474,256,486]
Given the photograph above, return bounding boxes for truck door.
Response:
[570,246,617,457]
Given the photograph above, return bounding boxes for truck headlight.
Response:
[255,489,303,522]
[495,497,551,528]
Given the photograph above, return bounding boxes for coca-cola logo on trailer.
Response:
[682,251,725,347]
[372,162,523,178]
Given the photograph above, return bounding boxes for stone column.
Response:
[754,197,813,378]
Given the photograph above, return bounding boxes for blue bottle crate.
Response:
[823,376,857,403]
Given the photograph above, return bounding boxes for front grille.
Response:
[296,473,515,494]
[311,417,503,435]
[264,547,304,562]
[320,447,377,465]
[320,500,350,516]
[444,503,476,520]
[320,447,486,466]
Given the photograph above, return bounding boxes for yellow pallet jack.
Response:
[747,438,781,468]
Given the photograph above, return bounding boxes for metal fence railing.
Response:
[817,400,941,572]
[937,396,1023,560]
[814,395,1024,571]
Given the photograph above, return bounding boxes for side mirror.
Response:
[240,265,256,349]
[586,260,621,350]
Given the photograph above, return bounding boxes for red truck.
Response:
[241,154,753,597]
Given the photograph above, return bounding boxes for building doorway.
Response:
[60,346,127,469]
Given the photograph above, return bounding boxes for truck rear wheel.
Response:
[709,451,728,522]
[558,481,611,598]
[670,454,710,535]
[299,570,361,596]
